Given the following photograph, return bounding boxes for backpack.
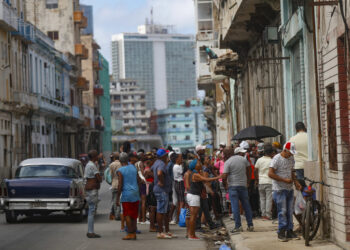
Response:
[104,167,112,185]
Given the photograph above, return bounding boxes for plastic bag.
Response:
[294,191,306,215]
[219,244,231,250]
[104,167,112,185]
[178,208,187,227]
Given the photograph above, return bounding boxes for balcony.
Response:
[75,44,88,59]
[74,11,88,29]
[93,61,102,70]
[0,1,18,31]
[93,85,104,96]
[76,77,89,90]
[12,91,38,110]
[38,95,67,115]
[11,20,35,43]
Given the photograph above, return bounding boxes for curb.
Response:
[222,217,251,250]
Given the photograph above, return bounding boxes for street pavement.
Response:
[222,216,342,250]
[0,183,206,250]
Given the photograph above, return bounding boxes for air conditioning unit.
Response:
[263,26,279,44]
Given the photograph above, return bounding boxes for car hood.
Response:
[5,178,72,198]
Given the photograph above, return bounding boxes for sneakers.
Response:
[86,233,101,238]
[247,226,254,232]
[169,220,177,225]
[166,232,177,238]
[286,230,300,240]
[123,233,136,240]
[157,233,172,239]
[278,229,288,242]
[230,227,243,234]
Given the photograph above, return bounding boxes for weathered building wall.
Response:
[317,3,350,248]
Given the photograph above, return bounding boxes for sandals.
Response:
[157,233,172,239]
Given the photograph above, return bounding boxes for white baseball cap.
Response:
[195,145,206,152]
[234,147,247,154]
[283,142,297,155]
[219,142,226,147]
[239,141,249,149]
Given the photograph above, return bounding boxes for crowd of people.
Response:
[83,122,309,243]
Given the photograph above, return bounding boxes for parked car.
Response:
[0,158,86,223]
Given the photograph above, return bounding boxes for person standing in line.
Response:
[222,147,254,234]
[173,153,185,223]
[152,149,173,239]
[187,159,221,240]
[254,144,274,220]
[116,152,141,240]
[268,142,302,242]
[168,151,178,225]
[85,150,102,238]
[289,122,308,181]
[109,152,121,220]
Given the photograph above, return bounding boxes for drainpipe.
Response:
[311,2,324,237]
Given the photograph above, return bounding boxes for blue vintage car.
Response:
[0,158,86,223]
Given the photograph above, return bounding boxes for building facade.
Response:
[111,25,197,110]
[110,79,150,135]
[99,52,112,156]
[207,0,350,248]
[157,99,212,150]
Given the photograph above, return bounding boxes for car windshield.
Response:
[15,165,77,178]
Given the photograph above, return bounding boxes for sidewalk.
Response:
[222,216,342,250]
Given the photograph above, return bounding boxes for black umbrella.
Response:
[232,125,281,140]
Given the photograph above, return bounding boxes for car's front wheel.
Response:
[5,211,18,223]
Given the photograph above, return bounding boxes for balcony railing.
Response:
[0,1,18,31]
[12,91,38,110]
[77,77,89,90]
[75,44,88,59]
[38,95,67,115]
[93,85,104,96]
[11,20,35,43]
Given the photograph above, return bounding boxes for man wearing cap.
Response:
[195,144,206,164]
[222,147,254,234]
[268,142,302,242]
[152,149,173,239]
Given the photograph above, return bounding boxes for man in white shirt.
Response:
[289,122,308,180]
[254,144,273,220]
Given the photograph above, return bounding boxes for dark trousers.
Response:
[248,180,260,217]
[196,198,214,228]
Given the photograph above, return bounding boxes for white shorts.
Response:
[186,193,200,207]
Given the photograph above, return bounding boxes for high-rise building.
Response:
[156,99,211,150]
[111,24,197,110]
[110,79,150,135]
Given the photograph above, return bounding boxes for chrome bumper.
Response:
[0,197,84,211]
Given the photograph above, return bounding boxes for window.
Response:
[46,0,58,9]
[172,136,177,140]
[125,119,129,123]
[185,124,190,128]
[185,135,190,140]
[185,113,190,117]
[291,41,303,124]
[172,114,176,118]
[47,31,59,40]
[172,124,176,128]
[326,85,337,170]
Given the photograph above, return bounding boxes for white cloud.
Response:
[81,0,195,70]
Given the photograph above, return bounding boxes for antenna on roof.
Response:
[150,7,154,25]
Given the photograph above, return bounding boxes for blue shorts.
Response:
[154,191,169,214]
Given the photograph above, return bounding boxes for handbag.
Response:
[85,178,100,190]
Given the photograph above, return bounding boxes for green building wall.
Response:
[99,52,112,154]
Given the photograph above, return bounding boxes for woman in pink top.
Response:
[214,151,228,214]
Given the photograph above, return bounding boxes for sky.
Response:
[80,0,196,69]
